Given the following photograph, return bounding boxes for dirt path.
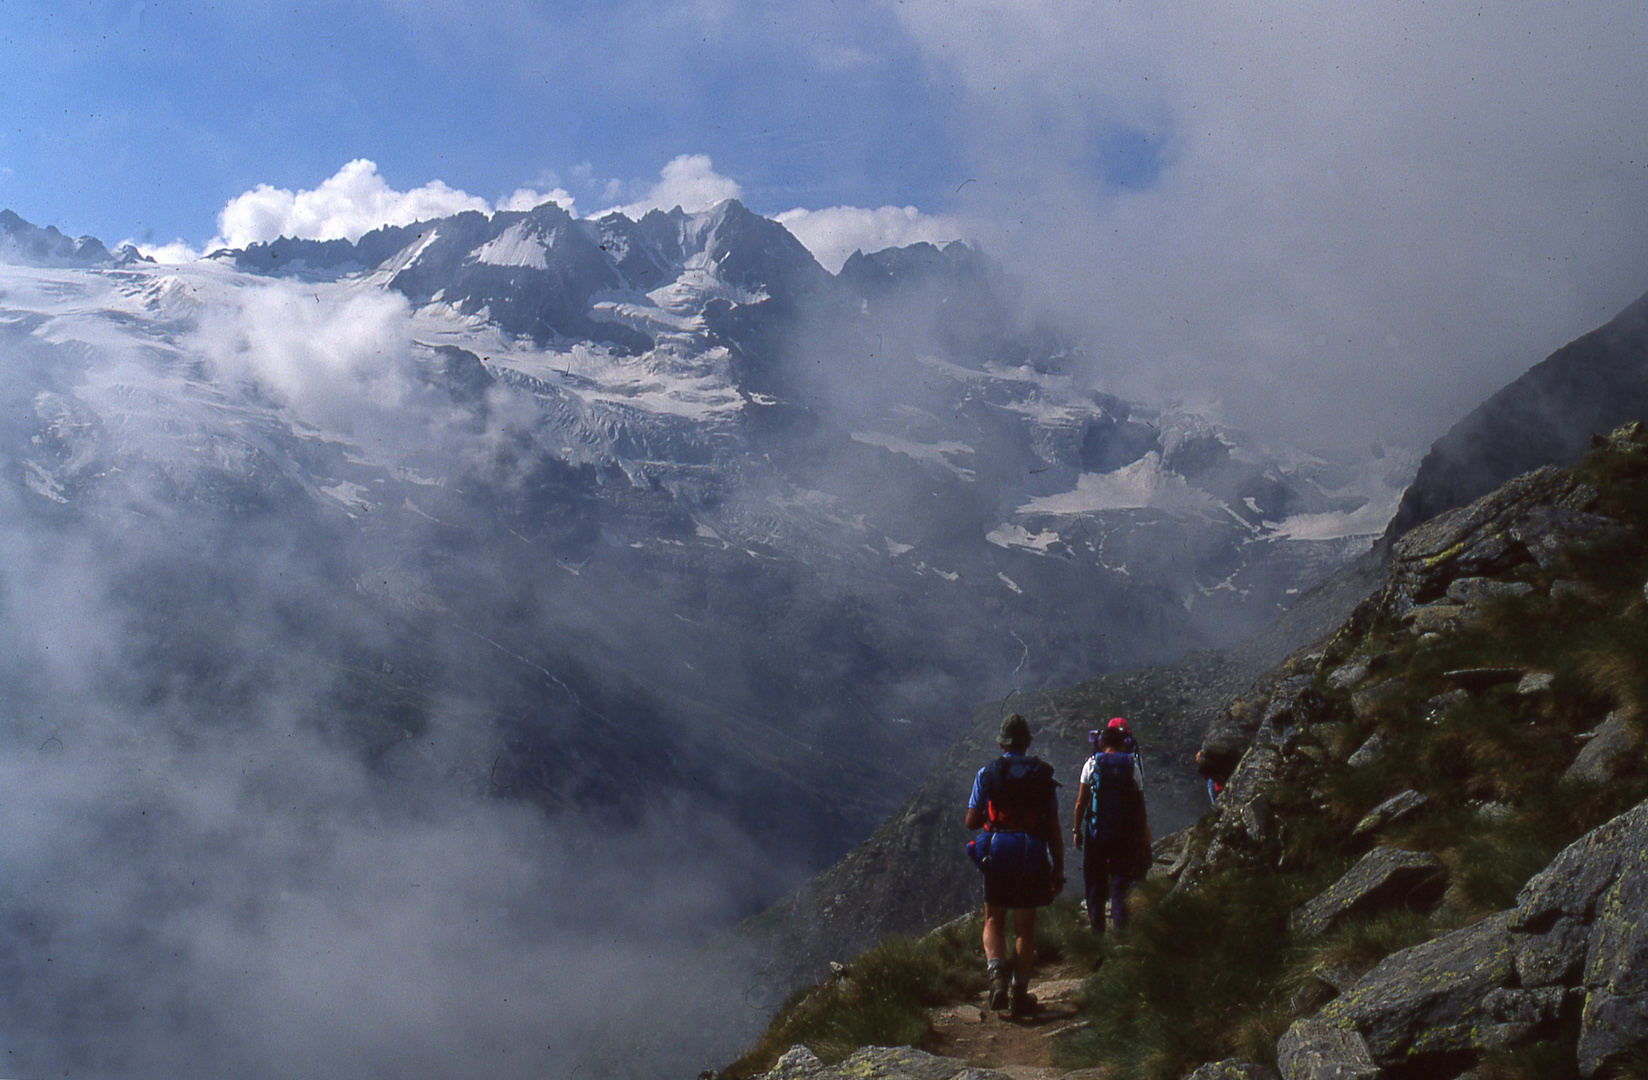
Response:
[922,964,1108,1080]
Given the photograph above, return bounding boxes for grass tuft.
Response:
[719,917,986,1079]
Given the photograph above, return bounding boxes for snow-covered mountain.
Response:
[0,202,1408,868]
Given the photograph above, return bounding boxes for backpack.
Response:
[1085,751,1144,847]
[979,755,1056,833]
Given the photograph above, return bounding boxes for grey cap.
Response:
[997,713,1032,750]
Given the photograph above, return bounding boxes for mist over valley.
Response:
[0,202,1409,1076]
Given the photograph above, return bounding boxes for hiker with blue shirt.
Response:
[1072,719,1151,932]
[965,713,1064,1017]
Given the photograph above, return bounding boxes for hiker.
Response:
[1195,750,1225,806]
[1095,716,1143,783]
[1072,723,1151,932]
[965,713,1064,1017]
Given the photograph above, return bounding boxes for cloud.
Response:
[891,1,1648,450]
[135,238,208,264]
[144,156,740,263]
[610,153,743,218]
[775,204,964,273]
[497,185,577,214]
[213,159,493,249]
[187,277,424,435]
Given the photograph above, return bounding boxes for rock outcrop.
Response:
[1185,1061,1281,1080]
[754,1044,1013,1080]
[1289,848,1446,937]
[1278,796,1648,1077]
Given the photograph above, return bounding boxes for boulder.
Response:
[1325,661,1368,692]
[1516,671,1556,694]
[1405,603,1469,635]
[1193,738,1284,876]
[1350,679,1406,722]
[1578,992,1648,1078]
[1508,798,1648,1076]
[1345,734,1385,769]
[1565,710,1641,784]
[762,1045,828,1079]
[1576,818,1648,1077]
[1290,848,1446,938]
[757,1046,1014,1080]
[1318,911,1520,1064]
[1275,1019,1378,1080]
[1184,1061,1281,1080]
[1514,798,1648,934]
[1510,505,1630,570]
[1513,914,1590,987]
[1352,790,1428,839]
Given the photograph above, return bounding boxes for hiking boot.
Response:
[986,959,1010,1011]
[1009,982,1037,1018]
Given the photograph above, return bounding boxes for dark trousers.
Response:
[1083,842,1134,931]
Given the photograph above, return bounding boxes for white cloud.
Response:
[497,186,577,215]
[775,205,964,273]
[213,159,493,249]
[609,153,743,218]
[891,1,1648,450]
[136,239,208,265]
[137,161,583,261]
[188,278,420,433]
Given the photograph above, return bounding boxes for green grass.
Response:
[720,916,988,1079]
[1052,870,1322,1078]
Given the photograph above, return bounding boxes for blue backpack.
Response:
[1085,751,1143,847]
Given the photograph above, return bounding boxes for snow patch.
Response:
[997,572,1024,595]
[850,431,976,479]
[1269,449,1419,541]
[472,223,550,269]
[1015,454,1221,515]
[986,523,1061,554]
[320,480,372,507]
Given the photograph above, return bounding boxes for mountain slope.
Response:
[1388,287,1648,538]
[724,424,1648,1080]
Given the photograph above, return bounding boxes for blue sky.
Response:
[0,2,976,243]
[5,1,1648,449]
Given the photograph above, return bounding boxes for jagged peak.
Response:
[0,209,150,268]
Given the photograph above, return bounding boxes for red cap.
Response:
[1106,717,1129,730]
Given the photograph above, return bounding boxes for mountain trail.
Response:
[923,962,1103,1079]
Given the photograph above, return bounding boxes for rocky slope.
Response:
[1387,287,1648,538]
[733,424,1648,1080]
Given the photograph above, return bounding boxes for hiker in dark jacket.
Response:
[1072,724,1151,932]
[965,713,1064,1016]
